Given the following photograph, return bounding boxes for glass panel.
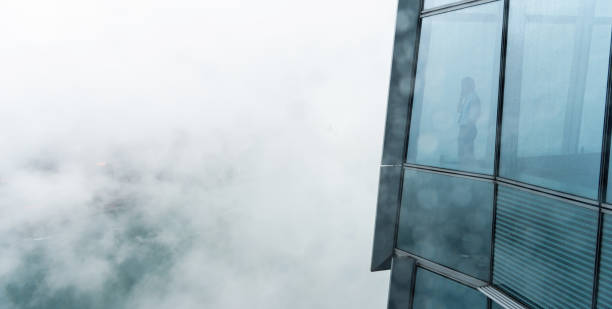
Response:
[596,0,612,17]
[499,0,612,198]
[413,268,487,309]
[406,2,503,175]
[423,0,461,10]
[597,214,612,308]
[397,169,493,280]
[493,185,598,308]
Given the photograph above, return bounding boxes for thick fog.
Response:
[0,0,395,308]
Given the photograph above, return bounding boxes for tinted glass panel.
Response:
[493,185,598,308]
[413,268,487,309]
[499,0,612,198]
[406,2,502,174]
[397,169,493,280]
[597,214,612,308]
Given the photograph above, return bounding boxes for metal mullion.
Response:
[396,1,424,307]
[489,0,510,287]
[421,0,500,18]
[395,249,488,288]
[479,286,528,309]
[496,177,599,209]
[401,162,600,211]
[403,163,494,181]
[408,253,418,309]
[393,0,425,255]
[592,28,612,309]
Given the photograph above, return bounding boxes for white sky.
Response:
[0,1,397,308]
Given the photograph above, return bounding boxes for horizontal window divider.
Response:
[420,0,500,18]
[479,285,528,309]
[394,248,487,289]
[602,204,612,214]
[403,163,494,181]
[402,163,600,210]
[497,178,600,209]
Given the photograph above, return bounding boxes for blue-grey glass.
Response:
[423,0,461,10]
[597,214,612,308]
[499,0,612,198]
[493,185,598,308]
[406,2,502,175]
[397,169,493,280]
[597,0,612,17]
[413,268,487,309]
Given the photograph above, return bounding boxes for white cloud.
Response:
[0,0,396,307]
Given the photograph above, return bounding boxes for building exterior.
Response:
[371,0,612,308]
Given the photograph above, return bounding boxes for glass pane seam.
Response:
[421,0,500,18]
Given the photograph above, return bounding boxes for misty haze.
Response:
[0,1,394,308]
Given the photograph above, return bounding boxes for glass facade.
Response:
[373,0,612,307]
[413,268,488,308]
[397,169,493,280]
[407,2,502,175]
[499,0,612,198]
[493,186,598,308]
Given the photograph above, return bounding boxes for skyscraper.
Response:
[372,0,612,308]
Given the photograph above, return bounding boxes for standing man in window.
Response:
[457,77,481,166]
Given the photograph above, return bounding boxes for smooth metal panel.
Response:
[380,0,421,166]
[388,254,416,309]
[371,165,403,271]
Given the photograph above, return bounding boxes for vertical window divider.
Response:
[408,260,418,309]
[592,28,612,309]
[397,2,424,307]
[489,0,510,288]
[393,0,425,253]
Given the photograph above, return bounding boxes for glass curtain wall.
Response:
[392,0,612,307]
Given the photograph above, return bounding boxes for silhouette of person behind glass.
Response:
[457,77,481,164]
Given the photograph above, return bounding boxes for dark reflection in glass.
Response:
[407,2,502,175]
[413,268,487,309]
[500,0,612,198]
[397,169,493,280]
[493,185,598,308]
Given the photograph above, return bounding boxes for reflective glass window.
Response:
[406,2,503,175]
[493,185,598,308]
[499,0,612,198]
[397,169,493,280]
[423,0,461,10]
[413,268,487,309]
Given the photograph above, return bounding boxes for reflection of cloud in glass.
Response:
[417,134,440,156]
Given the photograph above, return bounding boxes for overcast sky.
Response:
[0,1,397,308]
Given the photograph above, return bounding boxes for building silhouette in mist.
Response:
[371,0,612,308]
